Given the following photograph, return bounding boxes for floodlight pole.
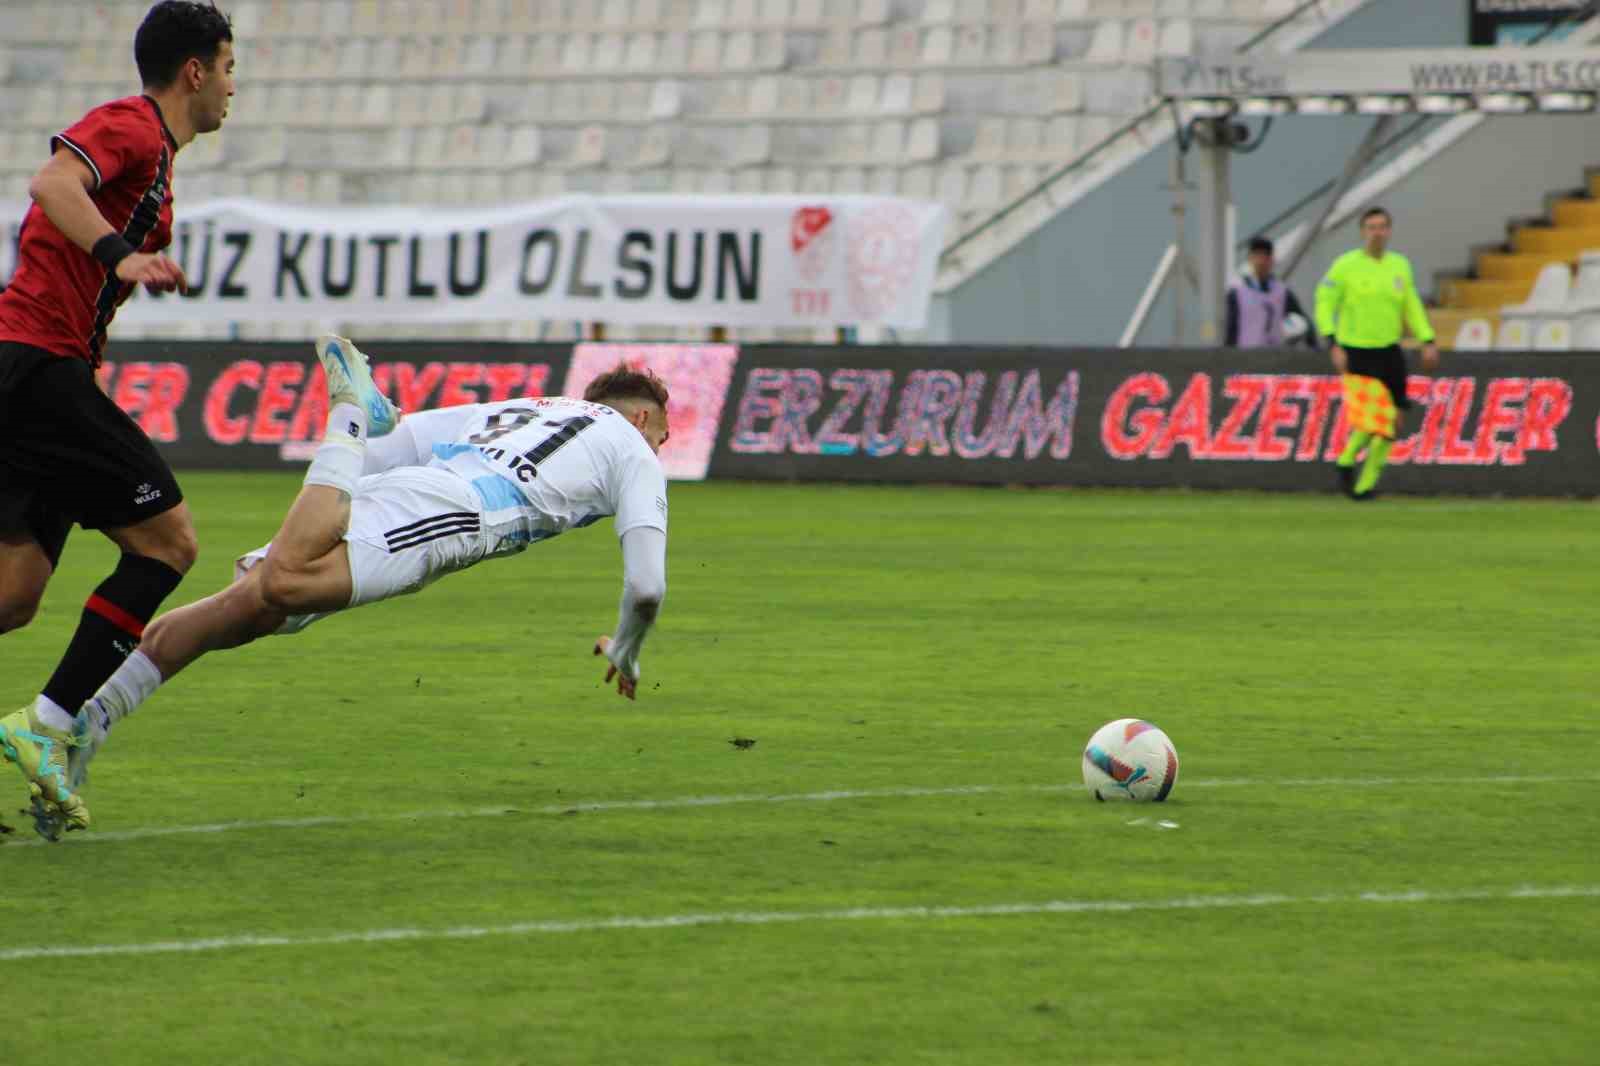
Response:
[1169,117,1232,346]
[1170,139,1188,344]
[1280,115,1396,284]
[1197,119,1232,346]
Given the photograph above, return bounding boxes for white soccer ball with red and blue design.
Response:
[1082,719,1179,802]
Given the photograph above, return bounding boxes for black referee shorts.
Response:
[0,340,183,568]
[1342,344,1412,411]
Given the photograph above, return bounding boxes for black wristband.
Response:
[91,233,137,271]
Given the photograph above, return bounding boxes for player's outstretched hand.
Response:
[593,636,636,700]
[117,252,189,295]
[1419,342,1441,371]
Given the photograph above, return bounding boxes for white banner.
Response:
[0,195,946,329]
[1159,46,1600,98]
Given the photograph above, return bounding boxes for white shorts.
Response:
[235,466,494,635]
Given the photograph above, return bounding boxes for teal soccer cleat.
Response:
[315,334,402,438]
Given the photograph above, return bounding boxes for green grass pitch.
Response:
[2,474,1597,1065]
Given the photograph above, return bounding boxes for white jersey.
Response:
[379,397,668,559]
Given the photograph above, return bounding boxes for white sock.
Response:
[304,403,368,494]
[84,650,164,737]
[32,695,77,732]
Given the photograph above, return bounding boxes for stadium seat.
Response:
[656,30,689,69]
[1158,18,1194,57]
[847,74,880,114]
[952,25,987,65]
[1501,261,1573,332]
[734,124,773,166]
[870,121,906,161]
[912,25,948,66]
[693,0,728,27]
[990,24,1021,66]
[881,73,914,114]
[1575,315,1600,350]
[1452,318,1493,351]
[900,165,935,199]
[560,125,610,169]
[1125,18,1159,62]
[1051,70,1085,112]
[970,118,1008,163]
[814,76,848,115]
[855,0,892,26]
[967,165,1004,209]
[1045,115,1079,155]
[649,79,684,118]
[856,27,889,67]
[914,73,947,113]
[937,165,968,212]
[791,0,822,25]
[1566,250,1600,312]
[906,117,941,162]
[1533,320,1572,351]
[1085,20,1123,62]
[507,125,543,166]
[1494,318,1531,349]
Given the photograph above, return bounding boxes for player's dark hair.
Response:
[1248,236,1274,254]
[1361,206,1392,225]
[135,2,233,90]
[584,365,670,411]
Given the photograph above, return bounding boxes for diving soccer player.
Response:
[34,337,669,838]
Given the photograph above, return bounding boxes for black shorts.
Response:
[0,341,183,568]
[1343,344,1412,411]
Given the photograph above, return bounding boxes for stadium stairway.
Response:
[1432,164,1600,349]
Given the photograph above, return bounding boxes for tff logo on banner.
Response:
[564,343,740,480]
[1101,372,1574,465]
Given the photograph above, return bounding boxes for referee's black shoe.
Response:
[1335,463,1357,497]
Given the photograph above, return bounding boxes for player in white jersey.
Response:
[40,336,669,829]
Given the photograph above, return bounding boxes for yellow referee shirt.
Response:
[1314,249,1435,348]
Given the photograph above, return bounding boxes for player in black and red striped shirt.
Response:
[0,2,234,836]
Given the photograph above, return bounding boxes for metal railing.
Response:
[938,0,1349,270]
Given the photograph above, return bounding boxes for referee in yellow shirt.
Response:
[1315,207,1440,500]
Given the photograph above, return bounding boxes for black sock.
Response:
[40,553,183,713]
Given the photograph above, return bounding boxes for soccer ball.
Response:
[1081,718,1179,802]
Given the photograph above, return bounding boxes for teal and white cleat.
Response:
[66,704,109,793]
[315,334,402,438]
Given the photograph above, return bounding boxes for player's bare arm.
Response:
[28,150,188,293]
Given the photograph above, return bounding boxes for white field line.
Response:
[2,772,1596,850]
[1,884,1596,963]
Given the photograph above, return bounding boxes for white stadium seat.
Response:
[1452,318,1493,351]
[1533,320,1572,350]
[1575,315,1600,350]
[1566,251,1600,312]
[1494,318,1530,349]
[1158,18,1194,57]
[881,73,914,114]
[1085,20,1123,62]
[1125,18,1159,63]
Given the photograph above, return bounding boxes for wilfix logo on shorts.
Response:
[134,482,162,505]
